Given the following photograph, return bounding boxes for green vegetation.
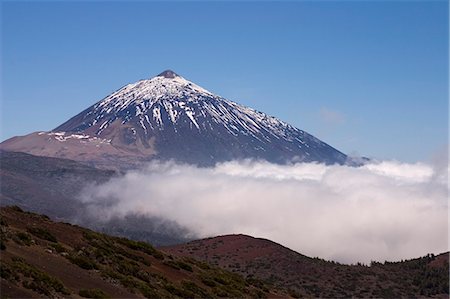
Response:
[67,252,99,270]
[2,207,447,299]
[3,257,70,296]
[116,237,164,260]
[0,263,19,281]
[27,227,57,242]
[138,285,161,299]
[1,207,275,298]
[414,261,449,296]
[163,281,202,298]
[49,242,66,253]
[180,280,210,298]
[200,276,216,287]
[0,216,8,226]
[163,259,193,272]
[177,260,194,272]
[14,232,33,246]
[79,288,110,298]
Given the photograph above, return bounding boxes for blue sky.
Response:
[1,1,448,162]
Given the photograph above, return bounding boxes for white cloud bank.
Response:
[79,160,448,264]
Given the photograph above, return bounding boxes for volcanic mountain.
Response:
[1,70,349,168]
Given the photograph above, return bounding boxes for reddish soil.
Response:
[162,234,449,298]
[0,207,285,298]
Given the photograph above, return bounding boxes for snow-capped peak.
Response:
[52,70,349,166]
[58,70,308,140]
[86,71,216,124]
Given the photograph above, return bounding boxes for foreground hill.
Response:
[0,70,350,168]
[163,235,449,298]
[1,207,448,298]
[0,206,283,298]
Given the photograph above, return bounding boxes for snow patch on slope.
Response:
[44,132,111,144]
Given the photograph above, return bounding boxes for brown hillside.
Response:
[163,234,449,298]
[0,207,286,298]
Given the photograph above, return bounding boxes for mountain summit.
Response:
[1,70,349,168]
[157,69,179,78]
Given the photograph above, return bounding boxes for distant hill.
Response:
[0,150,116,219]
[0,150,191,246]
[0,206,282,298]
[163,234,449,298]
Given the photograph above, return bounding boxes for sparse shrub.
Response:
[177,260,193,272]
[193,260,211,270]
[138,283,161,299]
[79,288,110,298]
[135,270,152,283]
[10,206,24,213]
[0,263,13,280]
[181,280,209,297]
[83,230,100,241]
[213,274,228,285]
[163,259,193,272]
[27,227,57,242]
[49,242,66,253]
[40,214,50,221]
[120,275,141,290]
[116,238,164,259]
[67,253,98,270]
[164,282,195,298]
[150,272,168,284]
[249,288,267,298]
[14,232,32,246]
[23,280,52,296]
[200,276,216,287]
[115,258,140,276]
[101,268,124,281]
[11,258,70,295]
[163,260,180,270]
[0,216,8,226]
[213,287,229,297]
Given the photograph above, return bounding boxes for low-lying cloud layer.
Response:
[79,160,448,264]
